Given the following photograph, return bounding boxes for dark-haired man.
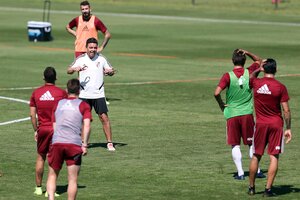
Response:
[67,37,116,151]
[30,67,67,195]
[66,0,111,58]
[46,78,91,200]
[214,49,265,180]
[248,59,292,197]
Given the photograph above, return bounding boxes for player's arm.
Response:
[66,19,77,37]
[214,86,226,112]
[98,30,111,52]
[67,66,82,74]
[81,118,91,155]
[238,49,262,63]
[282,101,292,144]
[30,106,38,141]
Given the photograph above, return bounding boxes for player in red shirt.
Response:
[248,59,292,197]
[66,0,111,58]
[30,67,67,196]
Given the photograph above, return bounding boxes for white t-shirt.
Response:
[70,53,112,99]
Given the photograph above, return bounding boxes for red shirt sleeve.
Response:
[280,85,290,103]
[79,101,92,120]
[29,92,36,107]
[218,73,230,90]
[94,17,107,33]
[68,17,78,29]
[247,62,260,74]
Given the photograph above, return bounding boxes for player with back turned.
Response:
[214,49,265,180]
[30,67,67,196]
[248,59,292,197]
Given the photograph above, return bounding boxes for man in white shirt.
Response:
[67,37,116,151]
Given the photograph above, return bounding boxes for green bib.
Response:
[223,69,253,119]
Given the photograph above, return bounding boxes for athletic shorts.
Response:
[47,143,83,170]
[226,114,254,146]
[80,98,108,114]
[37,126,53,155]
[253,123,284,156]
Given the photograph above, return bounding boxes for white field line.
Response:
[0,96,30,126]
[0,73,299,91]
[0,6,300,27]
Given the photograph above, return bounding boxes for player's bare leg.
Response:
[46,167,60,200]
[99,113,115,151]
[67,165,80,200]
[266,154,279,189]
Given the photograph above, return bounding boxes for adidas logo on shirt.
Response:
[83,25,89,31]
[39,91,54,101]
[257,84,271,95]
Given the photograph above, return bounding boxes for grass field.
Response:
[0,0,299,199]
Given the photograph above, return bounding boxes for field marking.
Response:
[0,73,299,91]
[0,96,30,126]
[1,6,300,27]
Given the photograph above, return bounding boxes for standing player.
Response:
[66,0,111,58]
[214,49,265,180]
[248,59,292,197]
[46,79,91,200]
[30,67,67,196]
[67,37,116,151]
[66,0,112,105]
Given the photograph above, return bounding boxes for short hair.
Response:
[263,58,277,74]
[67,79,80,95]
[86,37,98,47]
[232,49,246,66]
[80,1,90,6]
[44,66,56,84]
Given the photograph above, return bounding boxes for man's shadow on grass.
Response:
[255,185,300,196]
[88,142,127,149]
[229,171,300,196]
[55,184,86,195]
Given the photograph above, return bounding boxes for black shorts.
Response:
[80,98,108,114]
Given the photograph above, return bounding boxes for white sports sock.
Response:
[249,145,261,173]
[232,145,244,176]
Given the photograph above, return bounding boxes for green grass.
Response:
[0,0,299,199]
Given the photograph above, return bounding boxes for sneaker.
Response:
[34,187,43,195]
[234,174,245,180]
[248,186,255,195]
[263,188,276,197]
[45,191,60,197]
[107,142,115,151]
[256,171,266,178]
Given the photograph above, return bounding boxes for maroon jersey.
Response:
[218,63,259,89]
[250,77,289,126]
[30,84,67,127]
[68,15,107,33]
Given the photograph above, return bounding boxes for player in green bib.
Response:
[214,49,265,180]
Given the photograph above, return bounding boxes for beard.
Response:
[82,12,91,21]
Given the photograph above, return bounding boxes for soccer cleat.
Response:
[263,188,276,197]
[248,186,255,195]
[256,171,266,178]
[234,175,245,180]
[34,187,43,195]
[107,142,115,151]
[45,191,60,197]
